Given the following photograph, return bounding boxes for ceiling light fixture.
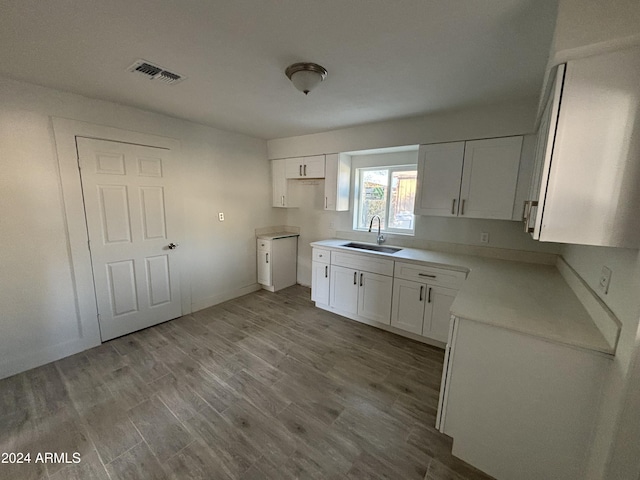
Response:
[285,62,328,95]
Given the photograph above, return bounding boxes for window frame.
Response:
[353,163,417,235]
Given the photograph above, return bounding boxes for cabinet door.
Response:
[257,249,271,286]
[390,278,427,334]
[459,136,523,220]
[414,142,465,216]
[329,265,359,315]
[272,159,289,207]
[311,262,330,305]
[303,155,326,178]
[285,157,304,178]
[324,153,351,211]
[357,272,393,324]
[423,285,457,342]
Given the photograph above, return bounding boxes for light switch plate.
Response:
[599,266,612,294]
[218,212,224,221]
[480,232,489,244]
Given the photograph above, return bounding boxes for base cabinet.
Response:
[257,237,298,292]
[329,265,392,323]
[438,317,610,480]
[391,279,457,341]
[311,262,330,305]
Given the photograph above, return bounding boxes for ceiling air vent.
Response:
[127,59,185,85]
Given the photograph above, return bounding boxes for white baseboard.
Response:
[191,283,262,313]
[0,337,100,381]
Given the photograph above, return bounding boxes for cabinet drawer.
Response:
[312,248,330,264]
[257,239,271,252]
[331,251,394,276]
[394,262,466,288]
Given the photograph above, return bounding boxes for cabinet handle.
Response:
[325,197,328,209]
[354,272,357,285]
[299,165,302,176]
[522,200,537,233]
[360,273,363,287]
[461,199,466,215]
[266,253,269,264]
[304,164,307,176]
[451,198,457,215]
[428,287,432,303]
[418,273,436,278]
[325,266,328,278]
[281,195,285,206]
[419,285,424,302]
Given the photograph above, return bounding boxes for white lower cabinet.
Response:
[311,262,330,305]
[390,279,426,334]
[425,285,457,342]
[329,265,393,323]
[391,279,458,341]
[357,271,393,324]
[329,265,359,315]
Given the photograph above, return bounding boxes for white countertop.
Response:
[311,239,613,355]
[257,232,300,240]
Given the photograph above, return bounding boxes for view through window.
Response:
[355,165,417,233]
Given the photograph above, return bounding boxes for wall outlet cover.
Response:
[218,212,224,221]
[480,232,490,244]
[599,266,612,294]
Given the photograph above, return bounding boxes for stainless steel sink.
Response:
[342,242,403,254]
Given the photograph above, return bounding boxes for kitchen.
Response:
[1,1,640,479]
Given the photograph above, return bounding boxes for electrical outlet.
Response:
[329,221,335,229]
[599,266,612,294]
[480,232,489,244]
[218,212,224,221]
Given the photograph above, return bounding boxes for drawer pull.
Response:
[304,164,307,176]
[418,273,437,278]
[451,198,457,215]
[299,165,303,176]
[360,273,363,287]
[428,287,432,303]
[461,199,466,215]
[419,285,424,302]
[325,266,328,278]
[353,272,357,285]
[266,253,269,264]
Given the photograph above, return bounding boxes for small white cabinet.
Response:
[271,159,292,208]
[414,136,523,220]
[329,265,360,315]
[324,153,351,211]
[311,248,330,305]
[285,155,325,179]
[257,236,298,292]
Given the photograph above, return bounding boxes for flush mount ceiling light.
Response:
[285,62,328,95]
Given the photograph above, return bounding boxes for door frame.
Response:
[52,117,190,346]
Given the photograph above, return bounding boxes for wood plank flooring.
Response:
[0,285,494,480]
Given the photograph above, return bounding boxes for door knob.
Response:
[168,242,178,249]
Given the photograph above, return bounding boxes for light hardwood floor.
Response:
[0,285,493,480]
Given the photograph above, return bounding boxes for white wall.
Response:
[0,75,283,379]
[268,98,539,159]
[269,99,562,286]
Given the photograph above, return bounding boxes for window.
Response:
[354,165,417,234]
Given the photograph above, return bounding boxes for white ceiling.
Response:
[0,0,557,140]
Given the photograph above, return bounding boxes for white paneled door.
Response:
[76,138,182,341]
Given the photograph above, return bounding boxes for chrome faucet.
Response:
[368,215,385,245]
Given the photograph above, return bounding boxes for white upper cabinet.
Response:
[324,153,351,211]
[271,159,293,207]
[285,155,326,179]
[414,137,523,220]
[414,142,465,216]
[460,136,523,220]
[525,45,640,248]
